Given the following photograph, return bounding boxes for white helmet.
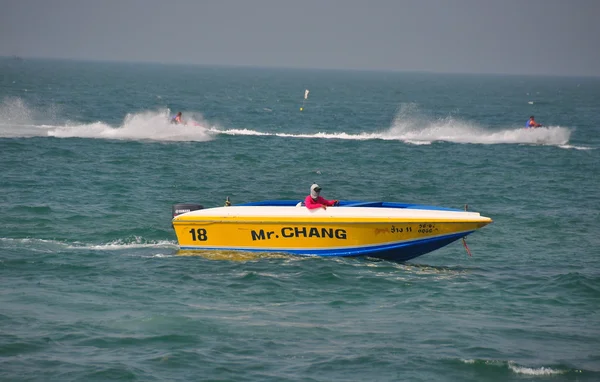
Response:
[310,183,321,199]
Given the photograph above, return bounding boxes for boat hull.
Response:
[172,203,492,262]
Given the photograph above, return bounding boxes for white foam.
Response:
[0,97,68,137]
[176,123,579,147]
[212,127,270,136]
[70,239,178,250]
[0,98,215,142]
[47,109,215,142]
[459,359,571,376]
[508,362,566,376]
[558,144,593,150]
[210,104,574,147]
[0,97,581,148]
[383,106,573,146]
[138,253,176,258]
[0,237,178,251]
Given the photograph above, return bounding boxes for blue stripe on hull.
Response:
[179,231,473,262]
[361,232,469,262]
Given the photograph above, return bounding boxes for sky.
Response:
[1,0,599,76]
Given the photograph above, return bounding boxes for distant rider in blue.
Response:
[171,112,183,125]
[525,115,542,128]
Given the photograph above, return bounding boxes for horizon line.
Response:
[1,55,599,80]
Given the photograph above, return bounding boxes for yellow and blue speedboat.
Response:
[171,200,492,262]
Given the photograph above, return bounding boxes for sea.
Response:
[1,57,599,381]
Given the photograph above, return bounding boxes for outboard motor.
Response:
[172,203,204,217]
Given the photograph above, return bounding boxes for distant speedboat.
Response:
[171,200,492,262]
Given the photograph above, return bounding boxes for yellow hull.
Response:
[175,220,487,250]
[172,205,492,261]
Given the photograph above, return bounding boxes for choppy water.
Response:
[1,57,599,381]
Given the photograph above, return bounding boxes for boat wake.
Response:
[212,104,579,148]
[214,124,574,147]
[46,110,215,142]
[0,97,583,148]
[0,237,177,252]
[387,122,573,147]
[0,99,215,142]
[459,358,582,377]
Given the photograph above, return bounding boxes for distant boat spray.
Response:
[300,89,309,111]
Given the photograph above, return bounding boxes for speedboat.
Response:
[171,200,492,262]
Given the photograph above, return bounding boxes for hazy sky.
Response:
[1,0,599,76]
